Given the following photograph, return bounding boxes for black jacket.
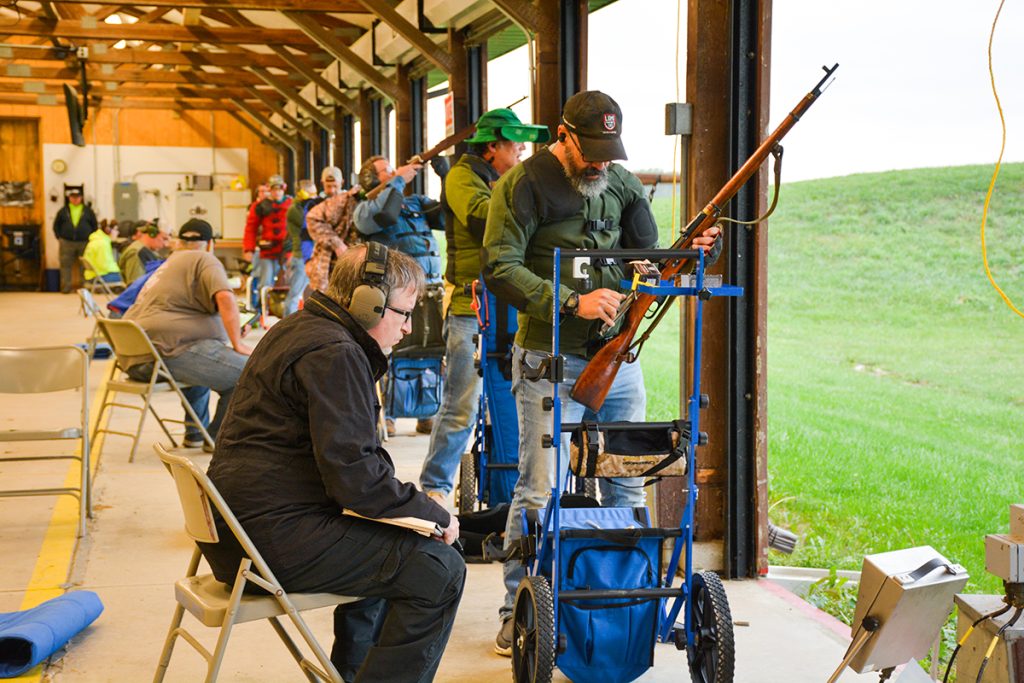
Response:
[204,291,450,578]
[52,204,98,242]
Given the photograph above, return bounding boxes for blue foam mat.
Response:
[0,591,103,678]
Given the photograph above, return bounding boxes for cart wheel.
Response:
[686,570,735,683]
[511,576,555,683]
[457,451,476,514]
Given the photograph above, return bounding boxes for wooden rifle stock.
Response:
[362,123,479,201]
[570,63,839,412]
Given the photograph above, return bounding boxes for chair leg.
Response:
[152,602,187,683]
[273,598,343,683]
[128,390,157,463]
[170,383,214,450]
[267,617,321,683]
[205,559,253,683]
[148,403,179,446]
[90,385,113,463]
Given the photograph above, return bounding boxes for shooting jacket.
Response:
[482,147,651,358]
[244,196,293,258]
[353,176,443,284]
[441,154,499,316]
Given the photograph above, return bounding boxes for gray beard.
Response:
[562,155,609,199]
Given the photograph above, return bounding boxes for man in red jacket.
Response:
[243,174,293,302]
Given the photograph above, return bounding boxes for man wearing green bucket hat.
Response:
[417,108,550,504]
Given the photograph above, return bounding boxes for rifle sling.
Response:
[716,144,784,226]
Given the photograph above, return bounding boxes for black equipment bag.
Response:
[569,421,689,478]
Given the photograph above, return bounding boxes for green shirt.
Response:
[482,147,653,357]
[442,154,499,316]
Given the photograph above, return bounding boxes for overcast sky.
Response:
[429,0,1024,183]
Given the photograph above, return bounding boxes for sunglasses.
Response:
[385,304,414,324]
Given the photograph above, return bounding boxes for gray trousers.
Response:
[58,239,88,293]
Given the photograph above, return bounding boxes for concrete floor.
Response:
[0,292,917,682]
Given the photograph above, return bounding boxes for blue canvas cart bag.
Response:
[386,356,443,419]
[537,507,662,683]
[478,291,519,505]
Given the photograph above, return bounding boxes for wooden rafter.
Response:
[76,0,368,11]
[245,86,319,144]
[269,47,356,114]
[249,66,332,131]
[4,19,320,49]
[0,44,315,70]
[489,0,550,34]
[0,65,299,88]
[227,109,281,148]
[233,98,302,152]
[355,0,452,75]
[281,10,399,100]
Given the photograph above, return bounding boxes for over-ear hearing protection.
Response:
[143,223,160,238]
[346,242,390,330]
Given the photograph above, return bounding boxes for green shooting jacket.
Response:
[482,147,652,358]
[442,154,499,317]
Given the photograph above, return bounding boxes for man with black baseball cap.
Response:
[125,218,251,450]
[52,187,98,293]
[482,90,722,655]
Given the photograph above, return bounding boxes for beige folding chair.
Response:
[153,444,358,683]
[80,256,125,297]
[93,318,212,462]
[77,288,107,361]
[0,346,91,538]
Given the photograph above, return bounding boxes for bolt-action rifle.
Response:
[569,63,839,412]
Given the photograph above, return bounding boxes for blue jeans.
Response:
[418,315,482,495]
[499,345,646,619]
[283,255,308,317]
[162,339,247,442]
[250,252,281,311]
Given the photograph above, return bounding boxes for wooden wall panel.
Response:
[0,117,43,228]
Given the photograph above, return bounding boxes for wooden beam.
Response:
[269,46,357,115]
[0,92,247,111]
[233,98,301,152]
[78,0,368,10]
[4,19,320,49]
[228,109,280,148]
[0,79,259,100]
[249,66,332,131]
[2,64,296,87]
[181,8,203,26]
[355,0,453,75]
[245,86,319,144]
[489,0,550,34]
[281,10,400,100]
[0,44,317,70]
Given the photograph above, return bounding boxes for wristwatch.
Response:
[563,292,580,317]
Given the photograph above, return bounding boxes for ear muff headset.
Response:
[346,242,390,330]
[143,223,160,238]
[358,155,386,192]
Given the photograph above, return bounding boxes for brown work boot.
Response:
[385,418,396,437]
[415,418,434,435]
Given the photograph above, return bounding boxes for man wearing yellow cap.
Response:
[418,109,550,504]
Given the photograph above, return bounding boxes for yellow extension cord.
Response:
[980,0,1023,318]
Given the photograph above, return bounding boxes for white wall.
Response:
[41,144,249,268]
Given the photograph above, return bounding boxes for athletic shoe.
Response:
[494,618,513,657]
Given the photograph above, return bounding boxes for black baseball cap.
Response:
[179,218,213,241]
[561,90,627,162]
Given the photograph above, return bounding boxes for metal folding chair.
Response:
[80,256,125,298]
[77,288,107,361]
[0,346,91,538]
[153,444,358,683]
[93,318,212,463]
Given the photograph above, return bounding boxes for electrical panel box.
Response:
[113,182,139,224]
[985,504,1024,583]
[220,190,251,241]
[175,191,222,238]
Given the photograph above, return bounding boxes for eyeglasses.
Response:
[385,304,414,324]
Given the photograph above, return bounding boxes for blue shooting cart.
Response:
[509,247,742,683]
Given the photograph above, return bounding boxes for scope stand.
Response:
[826,616,881,683]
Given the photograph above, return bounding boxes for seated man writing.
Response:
[201,243,464,683]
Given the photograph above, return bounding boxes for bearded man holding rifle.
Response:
[481,90,722,655]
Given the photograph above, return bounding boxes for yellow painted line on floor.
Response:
[12,361,112,682]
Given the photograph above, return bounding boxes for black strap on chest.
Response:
[584,218,616,235]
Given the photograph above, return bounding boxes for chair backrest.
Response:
[78,288,105,319]
[156,445,220,543]
[154,445,279,588]
[80,255,97,273]
[0,346,88,394]
[97,318,161,361]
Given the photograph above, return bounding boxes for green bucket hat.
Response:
[465,108,551,144]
